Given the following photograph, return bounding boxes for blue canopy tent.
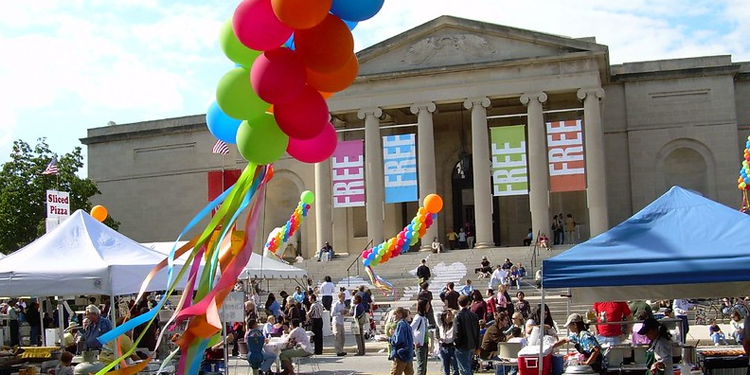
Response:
[542,186,750,304]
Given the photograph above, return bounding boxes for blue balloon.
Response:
[368,252,375,260]
[284,34,296,50]
[363,259,371,266]
[330,0,384,21]
[206,101,242,144]
[344,20,358,30]
[432,213,438,220]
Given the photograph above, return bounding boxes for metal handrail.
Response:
[530,230,541,274]
[346,239,374,286]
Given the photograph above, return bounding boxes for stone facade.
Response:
[81,16,750,259]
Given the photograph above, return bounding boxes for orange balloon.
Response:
[319,91,334,99]
[418,227,427,238]
[305,55,359,93]
[424,194,443,214]
[271,0,332,30]
[295,14,354,73]
[91,205,108,222]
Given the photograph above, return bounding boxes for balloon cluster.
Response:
[206,0,385,166]
[266,190,314,255]
[738,128,750,191]
[362,194,443,267]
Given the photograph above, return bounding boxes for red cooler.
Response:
[518,354,552,375]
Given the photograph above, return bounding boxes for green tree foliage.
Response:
[0,138,119,254]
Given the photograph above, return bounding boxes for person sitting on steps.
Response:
[317,241,334,262]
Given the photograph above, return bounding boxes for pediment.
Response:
[357,16,607,76]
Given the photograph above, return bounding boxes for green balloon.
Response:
[236,116,289,165]
[300,190,315,204]
[216,68,269,120]
[409,236,419,246]
[219,18,262,67]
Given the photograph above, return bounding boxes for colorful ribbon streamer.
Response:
[96,164,272,375]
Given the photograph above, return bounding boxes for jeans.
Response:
[30,325,40,346]
[676,315,690,342]
[317,250,333,261]
[440,345,459,375]
[246,350,277,372]
[415,344,428,375]
[596,335,622,346]
[711,332,727,345]
[455,347,474,375]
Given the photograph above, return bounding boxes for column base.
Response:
[475,242,495,249]
[419,245,435,252]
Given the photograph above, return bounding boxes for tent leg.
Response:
[38,297,45,347]
[58,297,65,351]
[539,286,545,375]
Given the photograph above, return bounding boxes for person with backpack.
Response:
[416,259,431,285]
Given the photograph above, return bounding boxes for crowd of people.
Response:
[236,277,379,375]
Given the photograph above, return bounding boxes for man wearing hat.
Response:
[63,322,80,354]
[554,313,604,374]
[475,256,492,278]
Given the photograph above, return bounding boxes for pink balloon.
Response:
[274,85,328,139]
[233,0,293,51]
[286,122,337,163]
[251,47,306,105]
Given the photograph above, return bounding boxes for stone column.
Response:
[358,107,385,244]
[520,92,550,242]
[314,158,332,255]
[463,97,493,248]
[411,102,438,251]
[577,88,609,237]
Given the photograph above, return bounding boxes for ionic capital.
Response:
[520,92,548,106]
[409,102,437,115]
[463,97,491,110]
[357,107,383,120]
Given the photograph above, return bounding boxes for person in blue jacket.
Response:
[389,307,415,375]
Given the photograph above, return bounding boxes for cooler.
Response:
[519,354,552,375]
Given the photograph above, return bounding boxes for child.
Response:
[54,351,74,375]
[538,233,550,251]
[730,310,744,343]
[708,319,727,345]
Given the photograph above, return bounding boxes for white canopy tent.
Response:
[143,241,306,279]
[0,210,192,297]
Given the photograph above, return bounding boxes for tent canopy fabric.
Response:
[0,210,190,297]
[144,242,306,280]
[543,186,750,303]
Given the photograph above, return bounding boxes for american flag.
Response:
[212,140,229,155]
[41,157,58,175]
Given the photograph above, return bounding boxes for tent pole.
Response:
[38,297,45,347]
[57,297,64,351]
[539,284,545,375]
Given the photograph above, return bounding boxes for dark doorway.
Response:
[452,157,474,235]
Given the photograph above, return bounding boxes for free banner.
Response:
[490,125,529,196]
[546,120,586,192]
[331,140,365,207]
[383,134,418,203]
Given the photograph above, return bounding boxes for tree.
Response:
[0,138,119,254]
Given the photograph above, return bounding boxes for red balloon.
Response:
[286,122,337,163]
[251,47,306,105]
[233,0,293,51]
[294,14,354,73]
[305,55,359,93]
[274,85,328,139]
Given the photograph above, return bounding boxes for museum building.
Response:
[81,16,750,259]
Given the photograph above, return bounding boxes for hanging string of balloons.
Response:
[265,190,314,256]
[362,194,443,295]
[738,125,750,211]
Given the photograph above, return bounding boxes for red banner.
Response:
[208,169,241,216]
[546,120,586,192]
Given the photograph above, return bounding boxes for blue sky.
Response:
[0,0,748,173]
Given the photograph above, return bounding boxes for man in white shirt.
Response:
[331,292,348,356]
[488,265,507,290]
[278,318,313,374]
